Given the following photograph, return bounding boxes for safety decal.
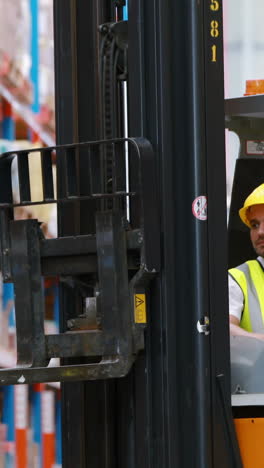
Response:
[192,195,207,221]
[134,294,147,323]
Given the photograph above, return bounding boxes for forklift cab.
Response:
[226,94,264,466]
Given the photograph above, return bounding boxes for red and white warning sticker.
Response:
[192,195,207,221]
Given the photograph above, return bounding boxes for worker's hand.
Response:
[230,315,264,340]
[252,333,264,341]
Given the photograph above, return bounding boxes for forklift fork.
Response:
[0,137,159,385]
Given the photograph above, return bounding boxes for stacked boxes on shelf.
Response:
[0,0,32,104]
[38,0,55,135]
[0,0,55,146]
[0,253,61,467]
[0,384,61,467]
[0,134,60,465]
[0,0,60,464]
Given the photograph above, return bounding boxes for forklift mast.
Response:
[0,1,242,467]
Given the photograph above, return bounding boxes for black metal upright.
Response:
[54,0,241,467]
[127,1,241,466]
[54,2,116,467]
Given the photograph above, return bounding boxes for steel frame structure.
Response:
[53,1,242,467]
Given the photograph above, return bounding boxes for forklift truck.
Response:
[0,0,255,466]
[227,94,264,467]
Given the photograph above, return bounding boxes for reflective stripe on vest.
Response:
[229,260,264,333]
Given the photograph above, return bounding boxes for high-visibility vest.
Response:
[229,260,264,332]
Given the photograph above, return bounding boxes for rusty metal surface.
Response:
[10,219,46,367]
[0,137,159,384]
[0,355,135,385]
[45,331,117,358]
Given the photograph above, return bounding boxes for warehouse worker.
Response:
[229,183,264,340]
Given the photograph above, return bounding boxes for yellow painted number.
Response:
[210,20,219,38]
[211,45,217,62]
[210,0,219,11]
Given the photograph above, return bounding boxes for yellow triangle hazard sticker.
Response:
[135,296,144,308]
[134,294,146,323]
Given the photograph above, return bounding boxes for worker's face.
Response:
[248,204,264,257]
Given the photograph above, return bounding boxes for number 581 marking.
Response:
[210,0,219,11]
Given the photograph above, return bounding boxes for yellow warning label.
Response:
[134,294,146,323]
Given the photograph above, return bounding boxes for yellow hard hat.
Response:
[239,183,264,227]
